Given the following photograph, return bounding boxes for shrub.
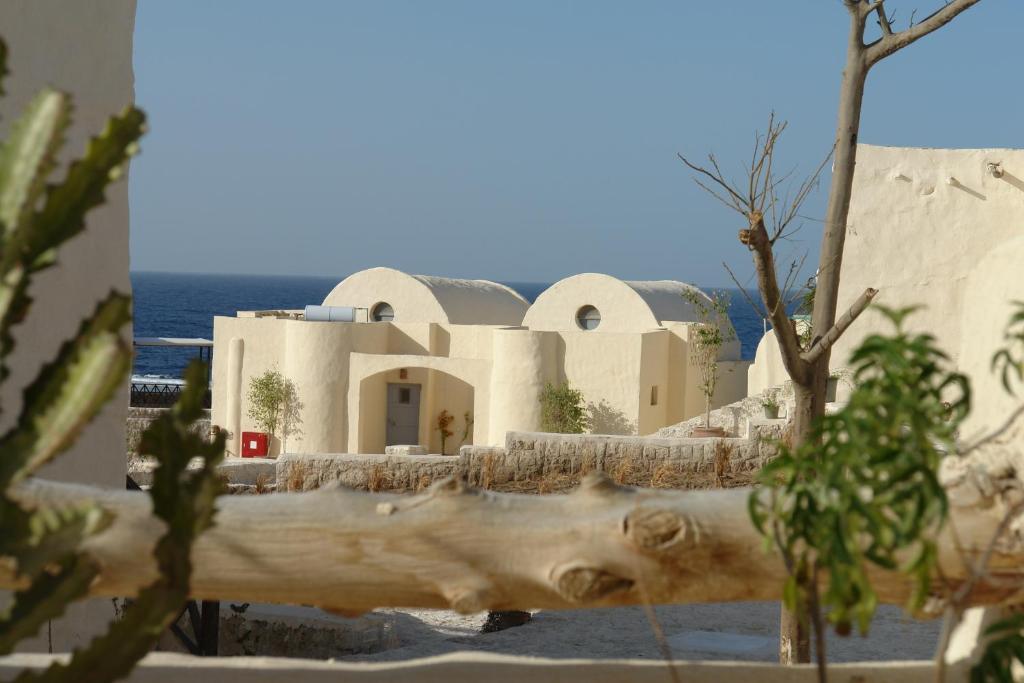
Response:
[682,289,736,428]
[539,382,588,434]
[246,369,301,451]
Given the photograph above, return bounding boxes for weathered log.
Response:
[4,473,1022,614]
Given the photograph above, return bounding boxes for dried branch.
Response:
[745,213,810,383]
[722,261,767,321]
[677,153,746,215]
[865,0,984,65]
[961,402,1024,457]
[874,0,894,36]
[781,252,811,311]
[801,287,878,365]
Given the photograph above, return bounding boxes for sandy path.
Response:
[341,603,942,663]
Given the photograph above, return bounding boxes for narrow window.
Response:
[398,387,411,404]
[650,385,658,406]
[575,305,601,331]
[371,302,394,322]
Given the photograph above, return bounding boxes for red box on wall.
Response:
[241,431,269,458]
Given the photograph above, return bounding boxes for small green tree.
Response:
[539,382,588,434]
[683,289,736,428]
[246,369,300,451]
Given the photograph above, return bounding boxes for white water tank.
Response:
[304,305,356,322]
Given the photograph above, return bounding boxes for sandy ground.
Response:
[337,603,942,663]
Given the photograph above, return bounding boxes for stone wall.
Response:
[274,427,786,493]
[127,407,211,456]
[276,453,461,493]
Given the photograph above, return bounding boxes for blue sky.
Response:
[130,1,1020,286]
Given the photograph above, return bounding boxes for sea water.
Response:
[131,272,772,380]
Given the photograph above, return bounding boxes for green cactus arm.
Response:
[0,89,71,239]
[0,107,144,383]
[0,554,98,655]
[1,501,111,578]
[0,292,131,488]
[10,106,145,275]
[17,362,225,683]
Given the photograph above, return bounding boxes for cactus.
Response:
[0,37,224,681]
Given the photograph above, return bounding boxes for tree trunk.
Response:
[3,475,1018,613]
[778,14,870,665]
[778,380,817,663]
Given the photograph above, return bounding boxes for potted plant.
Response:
[761,395,781,420]
[683,290,736,438]
[246,369,301,457]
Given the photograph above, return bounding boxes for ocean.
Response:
[131,272,770,379]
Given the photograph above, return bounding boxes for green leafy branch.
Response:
[750,306,970,676]
[21,362,225,683]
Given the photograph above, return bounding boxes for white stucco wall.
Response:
[835,145,1024,369]
[958,234,1024,436]
[0,0,137,651]
[748,144,1024,409]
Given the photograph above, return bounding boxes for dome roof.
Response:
[323,267,529,325]
[522,273,722,333]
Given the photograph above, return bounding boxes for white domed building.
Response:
[212,268,749,456]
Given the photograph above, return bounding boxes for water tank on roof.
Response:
[304,305,356,322]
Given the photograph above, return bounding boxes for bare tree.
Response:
[680,0,983,664]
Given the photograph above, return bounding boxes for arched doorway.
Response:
[356,367,476,455]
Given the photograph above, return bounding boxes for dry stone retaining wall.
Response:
[127,407,210,455]
[276,453,461,492]
[275,427,786,493]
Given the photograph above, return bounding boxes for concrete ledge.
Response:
[217,458,278,486]
[0,652,952,683]
[385,445,428,456]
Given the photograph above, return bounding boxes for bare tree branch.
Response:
[677,153,746,215]
[801,287,878,365]
[865,0,983,65]
[873,0,894,36]
[961,402,1024,457]
[746,213,810,383]
[722,261,767,321]
[781,251,810,310]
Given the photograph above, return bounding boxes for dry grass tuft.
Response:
[649,462,678,489]
[416,474,433,492]
[479,454,496,490]
[611,457,634,485]
[367,464,390,492]
[286,461,310,492]
[254,472,270,495]
[713,439,735,488]
[578,453,596,478]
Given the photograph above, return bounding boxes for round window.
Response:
[576,305,601,331]
[371,302,394,322]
